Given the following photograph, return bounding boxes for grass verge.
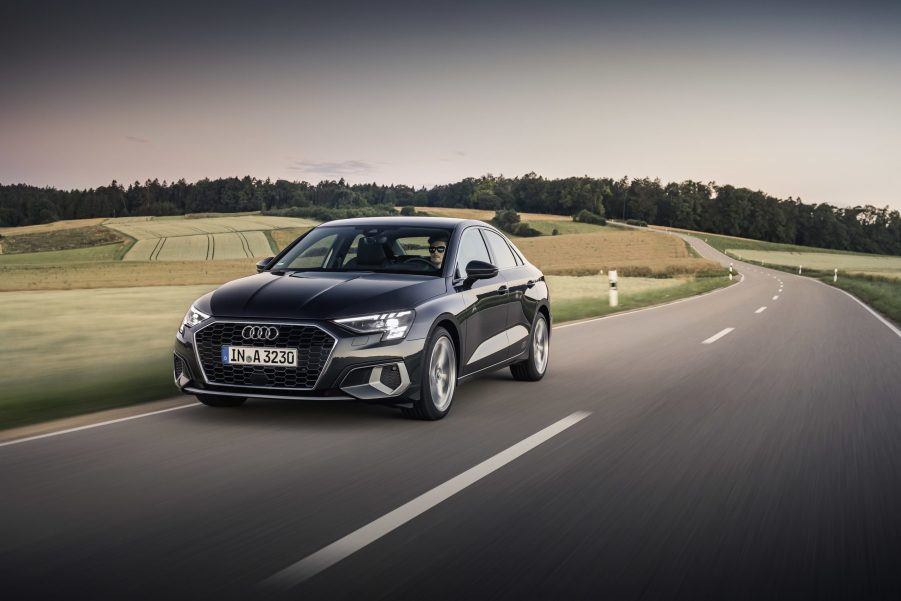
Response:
[553,275,736,323]
[815,273,901,326]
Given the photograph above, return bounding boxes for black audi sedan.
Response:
[173,217,551,419]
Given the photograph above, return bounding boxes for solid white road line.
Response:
[0,403,199,448]
[260,411,593,590]
[755,306,767,314]
[814,282,901,339]
[702,328,735,344]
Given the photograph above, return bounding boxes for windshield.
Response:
[270,225,453,276]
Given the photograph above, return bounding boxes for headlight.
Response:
[179,305,210,334]
[333,310,414,341]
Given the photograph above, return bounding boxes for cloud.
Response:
[440,150,467,163]
[125,135,149,144]
[288,159,375,176]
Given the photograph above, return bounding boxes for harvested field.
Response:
[105,215,314,260]
[0,259,259,291]
[106,215,317,240]
[126,231,274,261]
[514,229,722,276]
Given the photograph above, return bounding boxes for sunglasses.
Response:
[428,246,447,253]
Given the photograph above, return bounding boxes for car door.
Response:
[453,226,512,375]
[481,228,531,361]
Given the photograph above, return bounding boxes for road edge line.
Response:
[0,403,200,449]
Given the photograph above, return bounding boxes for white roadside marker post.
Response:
[729,263,733,281]
[798,265,803,274]
[834,268,838,282]
[609,269,619,307]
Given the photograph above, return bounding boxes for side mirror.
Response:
[465,260,498,281]
[256,257,275,273]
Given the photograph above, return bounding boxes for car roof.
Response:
[316,216,489,230]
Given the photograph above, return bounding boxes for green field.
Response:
[723,249,901,275]
[525,220,607,236]
[0,243,126,264]
[0,285,216,428]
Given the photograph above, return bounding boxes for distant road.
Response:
[2,236,901,599]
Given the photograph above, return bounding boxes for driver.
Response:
[427,232,449,269]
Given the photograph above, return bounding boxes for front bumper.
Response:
[173,318,426,401]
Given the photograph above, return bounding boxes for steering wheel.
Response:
[400,257,435,269]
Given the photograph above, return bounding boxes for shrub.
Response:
[511,223,542,237]
[626,219,648,227]
[491,209,542,237]
[400,206,417,216]
[552,228,559,236]
[492,209,521,231]
[573,210,607,226]
[264,204,398,221]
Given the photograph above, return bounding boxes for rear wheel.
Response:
[510,313,549,381]
[402,326,457,420]
[196,394,247,407]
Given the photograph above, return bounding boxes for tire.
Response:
[510,312,549,382]
[196,394,247,407]
[402,326,457,420]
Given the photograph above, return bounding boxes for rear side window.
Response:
[456,228,491,276]
[483,230,517,271]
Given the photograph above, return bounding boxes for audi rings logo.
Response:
[241,325,280,340]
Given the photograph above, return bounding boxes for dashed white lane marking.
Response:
[0,403,200,448]
[755,306,768,314]
[773,295,779,300]
[260,411,593,590]
[702,328,735,344]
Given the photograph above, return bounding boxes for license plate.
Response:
[222,346,297,367]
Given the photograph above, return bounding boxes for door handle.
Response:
[497,285,509,295]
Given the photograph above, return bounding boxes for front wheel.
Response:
[196,394,247,407]
[510,313,549,382]
[402,326,457,420]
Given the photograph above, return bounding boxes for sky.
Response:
[1,0,900,210]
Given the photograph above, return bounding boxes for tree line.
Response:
[1,174,899,255]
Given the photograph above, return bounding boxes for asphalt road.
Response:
[2,236,901,600]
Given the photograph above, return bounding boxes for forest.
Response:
[1,173,899,255]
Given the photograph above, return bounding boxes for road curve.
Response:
[2,237,900,600]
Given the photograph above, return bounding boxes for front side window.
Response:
[272,226,453,276]
[483,230,517,270]
[455,228,491,277]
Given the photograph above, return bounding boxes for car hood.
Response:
[208,271,447,320]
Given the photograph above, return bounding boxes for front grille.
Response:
[194,322,336,389]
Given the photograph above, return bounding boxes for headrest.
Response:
[356,238,387,266]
